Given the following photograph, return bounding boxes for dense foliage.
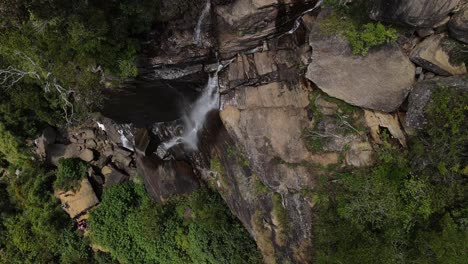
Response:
[90,183,262,264]
[55,158,88,191]
[0,163,96,263]
[320,0,398,55]
[314,87,468,263]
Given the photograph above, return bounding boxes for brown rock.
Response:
[79,149,94,162]
[410,34,467,76]
[101,166,113,176]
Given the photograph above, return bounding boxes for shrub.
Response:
[54,158,88,191]
[89,183,262,264]
[313,86,468,263]
[346,22,397,55]
[319,1,398,56]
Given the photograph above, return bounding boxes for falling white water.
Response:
[118,128,134,151]
[194,0,211,47]
[284,0,323,35]
[160,64,223,153]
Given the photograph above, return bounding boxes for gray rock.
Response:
[47,144,93,165]
[103,169,128,188]
[417,28,435,38]
[370,0,460,28]
[406,75,468,129]
[449,5,468,43]
[410,34,467,76]
[35,127,57,157]
[306,14,415,112]
[112,152,133,167]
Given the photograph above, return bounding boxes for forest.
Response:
[0,0,467,263]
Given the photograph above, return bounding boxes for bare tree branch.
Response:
[0,52,75,124]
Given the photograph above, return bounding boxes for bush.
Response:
[346,23,397,55]
[89,183,262,264]
[54,158,88,191]
[313,86,468,263]
[319,1,398,56]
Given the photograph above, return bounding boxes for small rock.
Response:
[112,153,132,167]
[425,72,436,79]
[417,28,435,38]
[79,149,95,162]
[418,73,425,81]
[85,139,97,149]
[101,166,113,176]
[415,67,423,75]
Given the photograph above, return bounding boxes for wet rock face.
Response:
[136,153,200,202]
[410,34,467,76]
[449,4,468,43]
[306,11,415,112]
[406,75,468,129]
[370,0,460,28]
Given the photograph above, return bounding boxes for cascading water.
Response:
[194,0,211,47]
[284,0,323,35]
[158,64,223,155]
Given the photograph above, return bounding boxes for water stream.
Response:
[194,0,212,47]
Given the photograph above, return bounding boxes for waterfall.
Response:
[284,0,323,35]
[194,0,211,47]
[159,64,223,153]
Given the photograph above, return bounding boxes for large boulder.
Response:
[47,144,95,166]
[56,178,99,218]
[410,34,467,76]
[369,0,460,28]
[406,75,468,129]
[306,14,415,112]
[449,5,468,43]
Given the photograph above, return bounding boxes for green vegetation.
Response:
[90,182,262,264]
[0,162,101,263]
[227,145,251,168]
[314,87,468,263]
[272,193,289,232]
[54,158,88,191]
[320,0,398,55]
[441,37,468,66]
[304,90,362,153]
[253,174,270,195]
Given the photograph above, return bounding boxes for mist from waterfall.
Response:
[194,0,211,47]
[160,64,222,153]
